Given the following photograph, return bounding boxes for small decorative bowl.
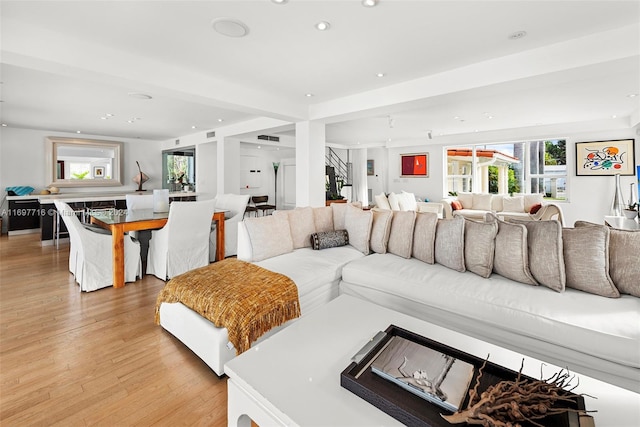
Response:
[623,209,638,220]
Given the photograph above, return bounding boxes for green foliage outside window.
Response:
[71,170,89,180]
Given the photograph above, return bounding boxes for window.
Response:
[445,139,567,200]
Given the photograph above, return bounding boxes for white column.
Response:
[217,137,240,195]
[295,121,325,207]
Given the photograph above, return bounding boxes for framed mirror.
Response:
[46,137,124,187]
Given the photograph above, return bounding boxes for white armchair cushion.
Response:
[457,192,474,209]
[243,215,294,262]
[374,192,392,210]
[387,192,401,210]
[399,191,417,211]
[491,194,505,212]
[502,196,525,213]
[473,193,493,211]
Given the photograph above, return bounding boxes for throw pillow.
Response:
[562,225,619,298]
[451,200,463,211]
[492,215,537,285]
[273,207,316,249]
[529,203,543,215]
[244,215,294,262]
[387,210,417,258]
[331,202,362,231]
[575,221,639,297]
[344,204,373,255]
[464,217,498,278]
[434,216,466,272]
[313,206,334,233]
[399,191,418,211]
[374,193,391,210]
[387,192,401,210]
[523,194,544,213]
[473,193,493,211]
[370,209,393,254]
[509,219,565,292]
[310,230,349,250]
[412,212,438,264]
[502,196,525,213]
[457,192,474,209]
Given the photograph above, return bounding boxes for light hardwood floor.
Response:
[0,233,228,426]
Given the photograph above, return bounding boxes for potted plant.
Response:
[623,202,638,219]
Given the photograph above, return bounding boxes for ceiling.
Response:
[1,0,639,146]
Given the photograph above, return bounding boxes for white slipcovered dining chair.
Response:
[54,201,142,291]
[208,194,250,261]
[147,199,216,280]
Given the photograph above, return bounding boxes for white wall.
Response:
[376,128,638,226]
[240,146,295,208]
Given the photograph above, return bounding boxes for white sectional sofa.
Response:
[157,204,639,393]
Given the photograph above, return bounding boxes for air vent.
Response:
[206,131,216,139]
[257,135,280,142]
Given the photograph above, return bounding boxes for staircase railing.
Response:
[325,148,351,184]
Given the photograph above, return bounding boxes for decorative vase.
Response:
[629,182,638,209]
[611,174,625,216]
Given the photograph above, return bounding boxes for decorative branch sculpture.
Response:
[442,358,594,427]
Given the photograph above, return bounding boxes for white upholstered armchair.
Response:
[209,194,250,261]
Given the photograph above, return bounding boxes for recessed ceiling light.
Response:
[192,125,197,129]
[315,21,330,31]
[106,113,114,117]
[127,120,135,124]
[76,130,82,134]
[376,72,385,78]
[217,118,224,122]
[362,0,378,7]
[1,123,7,127]
[212,17,250,37]
[508,30,527,40]
[271,0,288,4]
[258,146,261,149]
[305,93,314,97]
[627,93,638,98]
[100,116,108,120]
[128,92,153,100]
[612,115,617,119]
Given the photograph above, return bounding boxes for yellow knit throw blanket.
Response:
[155,258,300,355]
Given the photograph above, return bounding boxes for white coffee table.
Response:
[225,295,640,427]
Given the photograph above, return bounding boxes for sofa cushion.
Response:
[387,193,401,210]
[331,202,362,231]
[243,215,294,262]
[370,209,393,254]
[515,193,544,213]
[412,212,438,264]
[387,210,416,258]
[491,194,504,212]
[473,193,493,211]
[493,216,537,285]
[273,207,316,249]
[464,217,498,278]
[374,193,391,211]
[310,230,349,250]
[509,219,565,292]
[502,196,525,213]
[457,192,474,209]
[575,221,639,297]
[562,225,619,298]
[398,191,417,211]
[313,206,334,233]
[434,216,465,272]
[344,204,373,255]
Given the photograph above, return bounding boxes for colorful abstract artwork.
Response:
[575,139,635,176]
[401,153,428,177]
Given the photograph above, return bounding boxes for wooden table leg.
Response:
[214,212,225,261]
[111,224,125,288]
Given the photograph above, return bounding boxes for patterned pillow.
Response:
[451,200,463,211]
[434,216,466,272]
[310,230,349,250]
[464,217,498,278]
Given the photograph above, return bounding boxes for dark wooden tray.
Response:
[340,325,587,427]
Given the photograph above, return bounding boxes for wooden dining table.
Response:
[89,208,227,288]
